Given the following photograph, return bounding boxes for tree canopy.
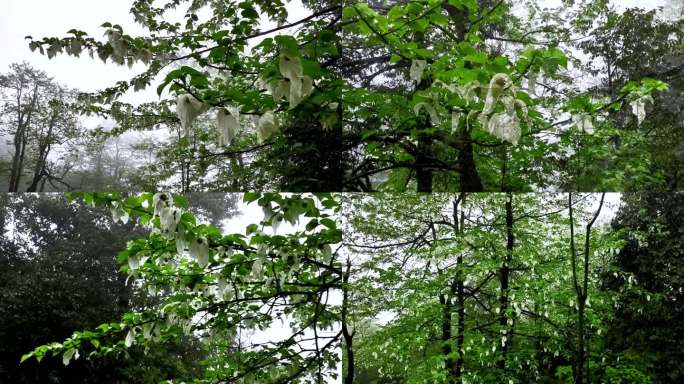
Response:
[341,192,683,383]
[19,192,342,383]
[0,0,677,191]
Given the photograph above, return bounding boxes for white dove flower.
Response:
[451,111,462,134]
[110,202,129,224]
[175,232,187,254]
[527,71,538,96]
[216,106,240,147]
[413,101,441,125]
[159,206,182,234]
[410,59,427,85]
[152,192,171,217]
[630,94,654,126]
[105,28,126,58]
[189,236,210,267]
[572,113,594,134]
[176,94,210,134]
[487,112,521,145]
[256,110,278,143]
[251,257,265,280]
[124,329,135,348]
[483,73,514,115]
[278,53,314,108]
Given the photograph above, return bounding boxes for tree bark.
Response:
[416,134,434,192]
[568,193,605,384]
[498,193,514,370]
[458,132,483,192]
[342,258,355,384]
[27,108,57,192]
[9,84,39,191]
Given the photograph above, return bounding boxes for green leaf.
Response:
[243,192,261,203]
[320,218,337,230]
[174,195,189,209]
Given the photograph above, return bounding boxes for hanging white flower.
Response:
[110,202,129,224]
[279,53,303,80]
[152,192,171,217]
[175,232,186,254]
[256,110,278,143]
[451,111,462,133]
[572,113,594,134]
[630,95,653,126]
[189,236,209,267]
[124,329,135,347]
[272,80,290,103]
[105,28,126,58]
[176,94,210,134]
[527,71,538,96]
[62,348,78,366]
[413,101,441,125]
[409,59,427,85]
[483,73,513,114]
[128,255,140,270]
[278,53,314,109]
[159,206,182,234]
[251,257,265,279]
[216,106,240,147]
[487,112,521,145]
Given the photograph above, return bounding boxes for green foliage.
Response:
[11,0,680,191]
[0,194,203,383]
[340,193,673,384]
[21,192,342,383]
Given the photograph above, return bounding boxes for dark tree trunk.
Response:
[440,287,454,377]
[9,84,39,192]
[498,193,514,370]
[458,133,483,192]
[455,254,465,380]
[342,259,354,384]
[568,193,605,384]
[416,136,433,192]
[27,111,56,192]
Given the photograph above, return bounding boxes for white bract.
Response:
[105,28,126,58]
[153,192,171,217]
[256,110,278,143]
[251,257,265,280]
[278,53,314,109]
[451,111,462,134]
[62,348,77,366]
[527,71,538,96]
[190,236,210,267]
[124,329,135,347]
[482,73,513,115]
[487,112,521,145]
[128,255,140,270]
[630,95,653,126]
[572,113,594,134]
[159,206,182,234]
[110,202,129,224]
[413,101,441,125]
[410,59,427,85]
[176,94,210,134]
[216,106,240,147]
[477,74,525,145]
